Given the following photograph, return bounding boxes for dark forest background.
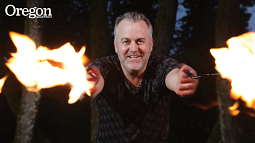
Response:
[0,0,254,142]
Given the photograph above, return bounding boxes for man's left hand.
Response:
[175,64,199,96]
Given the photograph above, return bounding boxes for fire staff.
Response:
[80,11,199,143]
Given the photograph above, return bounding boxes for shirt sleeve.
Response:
[86,55,119,81]
[150,54,180,86]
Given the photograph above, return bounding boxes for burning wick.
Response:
[4,31,94,104]
[210,32,255,116]
[186,71,220,79]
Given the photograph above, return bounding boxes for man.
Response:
[81,12,199,143]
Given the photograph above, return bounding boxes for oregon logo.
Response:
[5,4,52,19]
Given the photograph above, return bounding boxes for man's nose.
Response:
[130,42,139,52]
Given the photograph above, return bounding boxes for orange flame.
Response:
[5,31,93,104]
[228,101,240,116]
[189,101,219,110]
[0,75,8,93]
[210,32,255,115]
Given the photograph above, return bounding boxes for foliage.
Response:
[43,0,91,55]
[173,0,218,55]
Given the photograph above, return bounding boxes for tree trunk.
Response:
[13,0,49,142]
[89,0,110,143]
[215,0,255,142]
[153,0,178,55]
[90,0,109,60]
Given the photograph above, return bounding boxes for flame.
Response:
[6,31,93,104]
[210,32,255,115]
[189,101,219,110]
[228,102,240,116]
[0,75,8,93]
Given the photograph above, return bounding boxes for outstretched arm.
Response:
[165,64,199,97]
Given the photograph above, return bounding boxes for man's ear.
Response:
[114,40,118,53]
[150,38,154,51]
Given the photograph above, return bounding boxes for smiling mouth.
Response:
[127,55,141,59]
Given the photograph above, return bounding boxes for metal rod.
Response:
[186,71,220,79]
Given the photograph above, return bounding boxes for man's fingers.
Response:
[82,86,97,95]
[176,90,195,96]
[86,67,101,84]
[179,63,197,76]
[89,67,100,76]
[176,80,198,96]
[176,83,197,96]
[87,72,97,79]
[188,70,197,76]
[89,86,97,93]
[178,83,194,90]
[179,77,194,83]
[181,72,188,78]
[179,63,186,69]
[86,75,99,85]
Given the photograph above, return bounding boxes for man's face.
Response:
[114,19,153,74]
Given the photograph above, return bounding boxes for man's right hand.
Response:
[80,66,104,101]
[86,67,100,93]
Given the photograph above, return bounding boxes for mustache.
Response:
[125,52,143,57]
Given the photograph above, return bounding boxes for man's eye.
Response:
[137,40,144,44]
[122,41,129,44]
